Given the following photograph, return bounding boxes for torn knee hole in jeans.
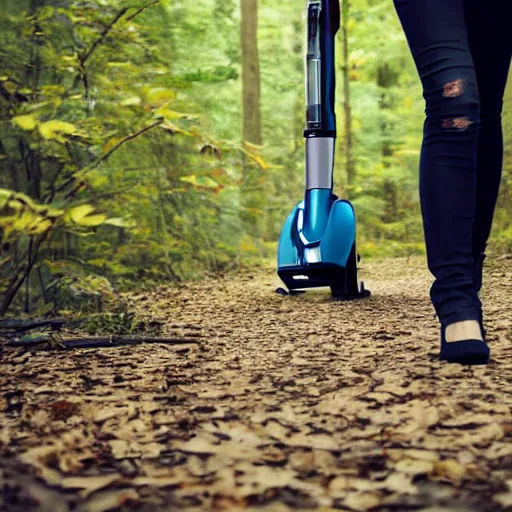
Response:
[441,79,475,130]
[443,78,464,98]
[442,117,474,130]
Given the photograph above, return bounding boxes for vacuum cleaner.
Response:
[277,0,370,300]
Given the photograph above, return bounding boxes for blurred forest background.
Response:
[0,0,511,316]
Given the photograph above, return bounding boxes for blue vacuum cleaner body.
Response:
[277,0,370,299]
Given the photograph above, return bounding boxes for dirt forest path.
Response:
[1,255,512,512]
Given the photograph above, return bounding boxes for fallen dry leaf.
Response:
[431,459,466,484]
[394,458,435,475]
[343,491,381,511]
[60,474,122,498]
[77,488,138,512]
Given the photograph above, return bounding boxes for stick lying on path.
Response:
[0,318,66,333]
[8,336,200,350]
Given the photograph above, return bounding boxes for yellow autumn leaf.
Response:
[39,120,77,141]
[69,204,95,223]
[120,96,141,107]
[160,123,192,136]
[27,218,52,235]
[180,175,219,189]
[106,61,133,68]
[77,214,107,226]
[104,217,136,228]
[3,81,17,95]
[13,115,37,131]
[103,137,123,153]
[146,88,176,106]
[155,106,193,120]
[67,204,107,226]
[41,85,65,96]
[250,154,270,170]
[9,191,38,210]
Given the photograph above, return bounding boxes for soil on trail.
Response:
[1,255,512,512]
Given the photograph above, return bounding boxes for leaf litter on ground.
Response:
[1,255,511,511]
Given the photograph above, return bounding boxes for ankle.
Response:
[445,320,483,342]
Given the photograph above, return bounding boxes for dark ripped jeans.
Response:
[392,0,512,327]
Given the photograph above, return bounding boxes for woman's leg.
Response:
[465,0,512,287]
[393,0,483,329]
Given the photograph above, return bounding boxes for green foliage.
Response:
[0,0,510,315]
[75,310,139,336]
[0,0,271,314]
[49,273,116,314]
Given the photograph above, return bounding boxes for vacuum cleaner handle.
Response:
[305,0,340,137]
[328,0,340,36]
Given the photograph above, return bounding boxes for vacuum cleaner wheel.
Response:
[330,242,365,299]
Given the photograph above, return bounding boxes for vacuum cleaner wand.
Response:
[304,0,339,193]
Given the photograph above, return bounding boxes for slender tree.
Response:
[377,62,400,222]
[240,0,262,144]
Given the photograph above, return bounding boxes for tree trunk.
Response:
[240,0,262,145]
[377,62,400,223]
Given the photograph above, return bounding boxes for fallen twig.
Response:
[0,318,66,333]
[8,335,200,349]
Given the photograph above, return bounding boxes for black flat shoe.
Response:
[439,317,490,365]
